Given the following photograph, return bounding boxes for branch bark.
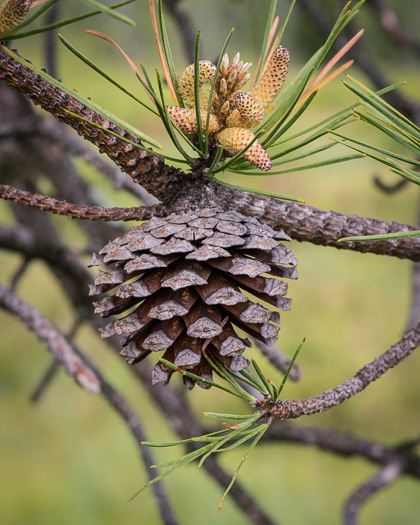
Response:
[0,184,167,221]
[1,46,420,261]
[263,423,420,479]
[261,323,420,419]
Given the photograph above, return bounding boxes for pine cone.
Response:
[89,209,297,389]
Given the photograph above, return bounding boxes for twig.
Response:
[373,176,408,194]
[38,120,158,206]
[367,0,419,51]
[0,283,100,393]
[263,423,420,479]
[9,256,30,290]
[343,461,404,525]
[44,3,60,78]
[258,322,420,419]
[0,224,91,305]
[0,184,167,221]
[30,359,60,403]
[31,318,83,403]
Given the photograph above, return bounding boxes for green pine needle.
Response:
[276,338,305,400]
[339,230,420,243]
[78,0,136,26]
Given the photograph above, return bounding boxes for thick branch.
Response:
[234,192,420,261]
[259,323,420,419]
[2,45,420,261]
[0,184,167,221]
[0,45,185,203]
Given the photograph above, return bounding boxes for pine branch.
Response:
[257,322,420,419]
[2,46,420,261]
[235,192,420,261]
[0,45,185,202]
[0,184,167,221]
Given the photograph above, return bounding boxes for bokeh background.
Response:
[1,0,420,524]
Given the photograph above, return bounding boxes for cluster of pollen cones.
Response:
[90,209,297,389]
[166,46,290,171]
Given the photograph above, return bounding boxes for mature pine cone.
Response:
[89,209,297,389]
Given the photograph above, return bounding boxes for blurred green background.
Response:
[1,0,420,524]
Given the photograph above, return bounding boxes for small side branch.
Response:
[263,424,420,478]
[259,323,420,419]
[343,461,404,525]
[0,184,167,221]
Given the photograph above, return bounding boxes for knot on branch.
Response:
[253,397,296,420]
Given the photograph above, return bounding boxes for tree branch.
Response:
[257,322,420,419]
[343,461,404,525]
[235,192,420,261]
[0,184,167,221]
[263,423,420,479]
[0,45,185,203]
[2,45,420,262]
